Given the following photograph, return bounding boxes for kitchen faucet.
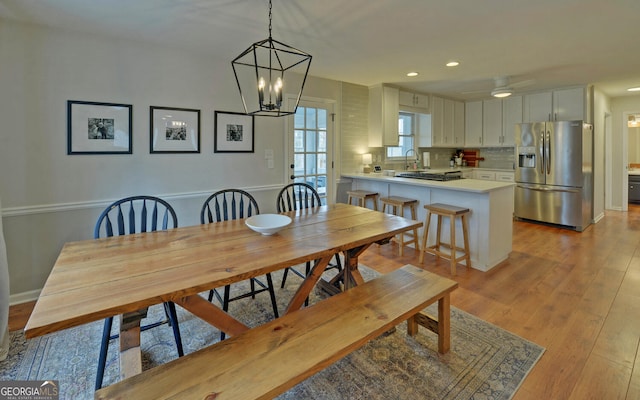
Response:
[405,149,419,170]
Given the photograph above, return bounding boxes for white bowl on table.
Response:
[245,214,292,235]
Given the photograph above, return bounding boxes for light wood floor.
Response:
[9,206,640,399]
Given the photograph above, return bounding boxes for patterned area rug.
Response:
[0,265,544,399]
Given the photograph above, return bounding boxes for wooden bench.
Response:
[95,264,458,400]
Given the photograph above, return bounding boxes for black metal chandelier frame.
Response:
[231,0,312,117]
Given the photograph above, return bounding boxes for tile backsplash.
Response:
[476,147,516,170]
[366,147,515,171]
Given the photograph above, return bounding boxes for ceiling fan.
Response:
[462,76,535,98]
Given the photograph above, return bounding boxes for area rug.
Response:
[0,265,544,399]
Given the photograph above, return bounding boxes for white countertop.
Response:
[342,173,514,193]
[629,170,640,176]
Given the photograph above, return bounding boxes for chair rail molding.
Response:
[1,184,285,217]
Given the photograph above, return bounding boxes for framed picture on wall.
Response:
[67,100,132,154]
[150,106,200,153]
[214,111,254,153]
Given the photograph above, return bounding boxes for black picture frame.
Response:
[150,106,201,153]
[67,100,132,155]
[214,111,254,153]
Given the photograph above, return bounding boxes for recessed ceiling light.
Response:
[628,87,640,92]
[407,72,419,77]
[446,61,460,67]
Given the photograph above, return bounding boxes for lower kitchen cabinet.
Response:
[496,172,515,182]
[474,170,496,181]
[473,170,514,182]
[629,175,640,203]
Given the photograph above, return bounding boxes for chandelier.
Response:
[231,0,312,117]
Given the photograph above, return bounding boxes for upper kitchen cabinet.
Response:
[502,95,522,147]
[431,96,464,147]
[399,90,429,111]
[369,84,400,147]
[465,100,483,147]
[553,87,588,121]
[453,101,465,146]
[522,91,551,122]
[482,98,503,147]
[430,96,444,147]
[416,113,433,147]
[523,87,591,123]
[465,96,522,147]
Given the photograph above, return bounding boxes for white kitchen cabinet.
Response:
[442,99,455,146]
[466,98,519,148]
[523,87,586,122]
[465,101,483,147]
[474,170,496,181]
[416,113,432,147]
[453,100,465,146]
[495,172,515,182]
[368,84,399,147]
[472,169,514,182]
[502,95,522,147]
[430,96,444,147]
[553,87,585,121]
[431,96,464,147]
[522,91,552,122]
[482,99,503,147]
[399,90,429,110]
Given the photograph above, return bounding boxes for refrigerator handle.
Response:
[545,130,551,175]
[539,130,545,175]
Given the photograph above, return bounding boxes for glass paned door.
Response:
[288,99,334,204]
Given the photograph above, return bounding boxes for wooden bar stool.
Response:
[380,196,420,256]
[419,203,471,275]
[347,190,379,211]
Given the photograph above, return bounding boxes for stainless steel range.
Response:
[395,170,463,181]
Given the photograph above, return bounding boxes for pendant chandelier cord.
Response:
[268,0,273,39]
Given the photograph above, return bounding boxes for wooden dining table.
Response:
[24,203,422,380]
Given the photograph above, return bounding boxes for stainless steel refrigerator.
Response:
[514,120,593,231]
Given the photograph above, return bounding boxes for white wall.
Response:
[592,88,611,220]
[0,20,343,300]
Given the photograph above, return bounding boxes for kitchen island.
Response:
[342,173,515,271]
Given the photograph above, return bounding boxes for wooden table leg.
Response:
[174,295,249,337]
[437,293,451,353]
[286,255,332,313]
[321,244,372,294]
[119,310,146,380]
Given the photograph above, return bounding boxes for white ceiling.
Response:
[2,0,640,101]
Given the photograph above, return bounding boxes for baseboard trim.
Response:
[10,289,40,306]
[593,212,605,223]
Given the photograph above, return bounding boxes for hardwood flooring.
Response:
[8,206,640,399]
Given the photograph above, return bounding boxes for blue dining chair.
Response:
[276,183,343,293]
[94,195,184,390]
[200,189,279,340]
